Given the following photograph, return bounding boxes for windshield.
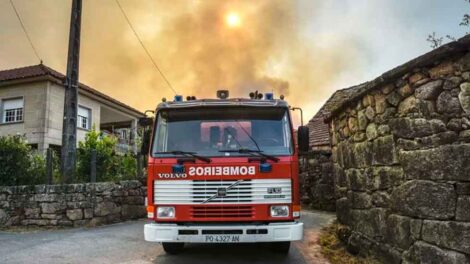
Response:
[152,107,293,157]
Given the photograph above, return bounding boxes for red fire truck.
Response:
[142,90,309,254]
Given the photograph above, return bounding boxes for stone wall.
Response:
[0,180,146,227]
[329,40,470,263]
[300,151,336,211]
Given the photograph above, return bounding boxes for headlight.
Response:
[270,205,289,217]
[157,206,175,218]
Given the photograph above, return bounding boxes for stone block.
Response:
[409,241,470,264]
[409,72,426,84]
[84,208,93,219]
[122,205,145,219]
[386,214,412,250]
[398,84,414,97]
[366,123,378,140]
[399,144,470,181]
[66,209,83,221]
[119,180,142,189]
[350,192,372,209]
[352,141,373,168]
[373,243,402,264]
[374,94,387,114]
[459,82,470,114]
[24,208,41,219]
[371,191,390,207]
[357,110,368,130]
[391,180,456,220]
[122,196,144,205]
[0,209,8,225]
[444,76,463,90]
[370,166,404,190]
[346,169,365,191]
[410,219,422,240]
[386,91,402,106]
[34,193,64,202]
[92,182,116,193]
[21,219,50,226]
[415,80,443,100]
[372,136,398,165]
[353,132,366,142]
[89,217,107,227]
[429,61,454,78]
[456,196,470,221]
[40,214,59,220]
[365,106,375,120]
[389,117,446,139]
[447,118,463,131]
[348,117,358,132]
[73,219,90,227]
[45,185,66,193]
[437,91,462,114]
[351,208,388,240]
[94,201,121,217]
[456,183,470,195]
[382,84,395,95]
[336,198,350,225]
[40,202,65,214]
[422,220,470,254]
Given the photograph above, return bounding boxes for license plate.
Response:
[204,235,240,243]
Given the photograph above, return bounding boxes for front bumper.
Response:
[144,221,304,243]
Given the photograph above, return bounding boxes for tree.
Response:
[427,0,469,48]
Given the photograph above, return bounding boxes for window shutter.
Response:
[3,98,23,110]
[78,106,90,119]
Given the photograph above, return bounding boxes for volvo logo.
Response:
[202,180,244,204]
[217,188,227,197]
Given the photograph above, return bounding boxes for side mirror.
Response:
[140,128,151,155]
[138,117,153,127]
[297,126,309,153]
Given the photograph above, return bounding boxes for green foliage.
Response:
[0,135,46,186]
[77,126,138,182]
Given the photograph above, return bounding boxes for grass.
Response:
[319,221,380,264]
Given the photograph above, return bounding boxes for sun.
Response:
[225,12,241,28]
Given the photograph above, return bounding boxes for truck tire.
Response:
[162,242,184,254]
[270,241,291,254]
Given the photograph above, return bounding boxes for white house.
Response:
[0,64,145,153]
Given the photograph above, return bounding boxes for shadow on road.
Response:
[153,242,307,264]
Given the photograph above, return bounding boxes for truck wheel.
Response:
[270,242,291,254]
[162,242,184,254]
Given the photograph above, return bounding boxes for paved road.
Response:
[0,210,335,264]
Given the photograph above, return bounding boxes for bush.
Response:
[77,126,138,182]
[0,135,46,186]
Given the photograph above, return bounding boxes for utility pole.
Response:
[61,0,82,183]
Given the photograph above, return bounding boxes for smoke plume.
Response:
[0,0,364,125]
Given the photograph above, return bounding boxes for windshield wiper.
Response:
[154,151,211,163]
[219,148,279,162]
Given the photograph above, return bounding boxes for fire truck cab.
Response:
[143,91,309,254]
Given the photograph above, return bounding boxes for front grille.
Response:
[154,179,291,205]
[191,205,254,219]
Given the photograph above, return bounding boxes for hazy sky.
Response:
[0,0,468,125]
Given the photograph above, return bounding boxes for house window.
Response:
[2,97,24,123]
[77,106,91,130]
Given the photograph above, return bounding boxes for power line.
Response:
[114,0,177,95]
[9,0,42,63]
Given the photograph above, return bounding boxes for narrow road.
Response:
[0,210,335,264]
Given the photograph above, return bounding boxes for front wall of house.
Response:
[46,82,101,146]
[0,81,47,147]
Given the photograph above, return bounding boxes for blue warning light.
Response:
[174,95,183,102]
